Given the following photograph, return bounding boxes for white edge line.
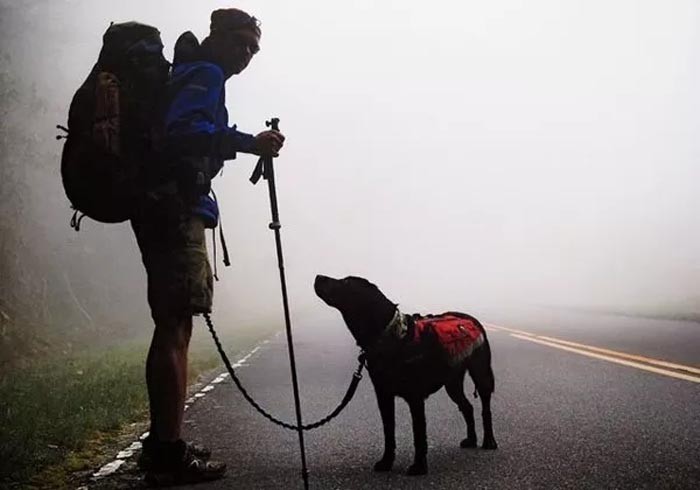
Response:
[92,459,126,479]
[90,340,268,480]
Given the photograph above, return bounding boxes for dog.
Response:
[314,274,497,476]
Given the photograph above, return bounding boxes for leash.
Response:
[206,118,368,488]
[204,312,365,432]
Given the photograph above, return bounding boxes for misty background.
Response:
[1,0,699,364]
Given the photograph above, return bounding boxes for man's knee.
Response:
[152,314,193,350]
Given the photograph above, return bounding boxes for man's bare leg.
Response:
[146,314,193,442]
[141,314,225,485]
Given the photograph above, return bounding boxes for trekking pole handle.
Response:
[263,117,282,230]
[266,117,280,132]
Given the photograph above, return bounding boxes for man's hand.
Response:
[252,130,285,157]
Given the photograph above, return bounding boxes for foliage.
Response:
[0,42,150,369]
[0,344,150,484]
[0,327,273,487]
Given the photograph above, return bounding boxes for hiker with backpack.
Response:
[136,9,285,486]
[61,7,284,486]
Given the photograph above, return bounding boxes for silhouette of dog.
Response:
[314,274,497,476]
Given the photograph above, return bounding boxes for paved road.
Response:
[95,309,700,489]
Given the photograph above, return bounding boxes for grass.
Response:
[0,324,277,489]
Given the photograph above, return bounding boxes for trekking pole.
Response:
[250,118,310,490]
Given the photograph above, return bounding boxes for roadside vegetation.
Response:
[0,326,275,489]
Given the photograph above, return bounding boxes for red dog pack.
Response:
[413,314,485,365]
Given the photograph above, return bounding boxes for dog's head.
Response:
[314,274,397,347]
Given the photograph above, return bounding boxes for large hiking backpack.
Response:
[60,22,170,226]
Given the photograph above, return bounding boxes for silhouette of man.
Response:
[132,8,284,485]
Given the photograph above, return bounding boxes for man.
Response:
[132,8,284,486]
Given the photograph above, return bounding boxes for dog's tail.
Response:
[471,321,495,399]
[483,332,495,394]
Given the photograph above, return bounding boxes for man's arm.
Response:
[164,63,256,160]
[164,63,285,161]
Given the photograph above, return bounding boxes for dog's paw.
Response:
[373,458,394,472]
[406,462,428,476]
[460,437,477,448]
[481,438,498,450]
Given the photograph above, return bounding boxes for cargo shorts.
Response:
[131,206,213,322]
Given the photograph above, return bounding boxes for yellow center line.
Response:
[534,335,700,376]
[484,323,534,337]
[485,322,700,381]
[510,334,700,384]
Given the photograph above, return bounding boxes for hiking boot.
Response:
[138,436,212,471]
[144,440,226,487]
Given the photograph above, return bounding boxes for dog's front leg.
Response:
[373,390,395,472]
[407,398,428,475]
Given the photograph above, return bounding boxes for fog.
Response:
[1,0,699,352]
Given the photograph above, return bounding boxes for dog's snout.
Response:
[314,275,340,303]
[314,274,329,293]
[314,274,335,288]
[314,275,326,288]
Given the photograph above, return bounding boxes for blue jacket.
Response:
[164,61,256,226]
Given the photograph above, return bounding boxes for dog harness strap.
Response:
[362,309,410,360]
[384,308,408,339]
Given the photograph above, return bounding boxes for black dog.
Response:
[314,274,497,476]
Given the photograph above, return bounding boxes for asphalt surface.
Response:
[96,309,700,489]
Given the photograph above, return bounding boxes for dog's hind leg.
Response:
[477,388,497,449]
[445,371,477,448]
[372,390,396,472]
[469,361,498,450]
[406,398,428,476]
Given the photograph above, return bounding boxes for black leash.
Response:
[203,312,365,431]
[207,118,367,488]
